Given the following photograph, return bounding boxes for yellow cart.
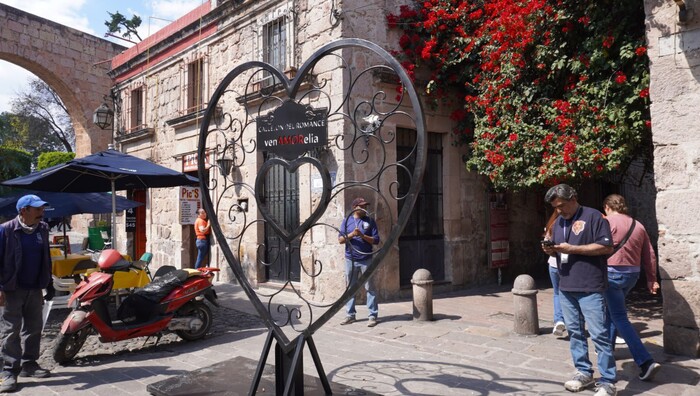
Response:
[51,250,148,308]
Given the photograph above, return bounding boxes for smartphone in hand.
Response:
[541,240,555,247]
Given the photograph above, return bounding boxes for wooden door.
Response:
[132,189,147,260]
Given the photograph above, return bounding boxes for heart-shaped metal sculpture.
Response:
[197,38,426,393]
[254,156,331,244]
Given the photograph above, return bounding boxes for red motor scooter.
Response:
[53,249,219,364]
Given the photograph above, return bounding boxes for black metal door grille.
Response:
[397,128,445,286]
[262,154,301,282]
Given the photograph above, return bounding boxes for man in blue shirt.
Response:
[338,197,380,327]
[542,184,617,396]
[0,195,54,393]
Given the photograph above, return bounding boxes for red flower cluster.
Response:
[388,0,652,190]
[614,71,627,84]
[485,150,505,166]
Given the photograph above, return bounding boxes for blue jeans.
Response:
[560,291,616,384]
[344,258,378,319]
[605,271,653,367]
[549,266,564,324]
[194,238,210,269]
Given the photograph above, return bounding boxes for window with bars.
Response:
[397,128,444,237]
[262,17,287,88]
[186,58,205,113]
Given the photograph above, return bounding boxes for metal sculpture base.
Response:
[147,331,377,396]
[250,330,330,396]
[147,355,375,395]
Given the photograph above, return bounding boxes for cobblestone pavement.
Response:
[36,300,264,373]
[5,281,699,395]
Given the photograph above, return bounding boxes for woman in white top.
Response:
[544,211,567,338]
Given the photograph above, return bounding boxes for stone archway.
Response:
[0,3,125,156]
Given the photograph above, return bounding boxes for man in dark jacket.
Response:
[0,194,54,393]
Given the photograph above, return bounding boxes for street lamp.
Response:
[92,99,116,248]
[93,102,114,130]
[216,139,236,177]
[216,157,234,177]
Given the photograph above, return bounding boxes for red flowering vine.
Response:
[389,0,651,190]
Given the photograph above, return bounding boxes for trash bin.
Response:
[87,227,109,250]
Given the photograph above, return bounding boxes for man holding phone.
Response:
[543,184,617,396]
[338,197,380,327]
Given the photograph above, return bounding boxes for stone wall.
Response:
[112,0,494,302]
[645,0,700,357]
[0,3,125,156]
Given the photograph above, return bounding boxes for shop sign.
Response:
[179,186,201,225]
[311,171,336,193]
[183,150,213,173]
[125,207,136,232]
[489,192,509,268]
[257,101,327,160]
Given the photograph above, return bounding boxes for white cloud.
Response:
[0,63,35,113]
[2,0,94,35]
[134,0,203,39]
[0,1,203,112]
[0,1,91,113]
[151,0,204,21]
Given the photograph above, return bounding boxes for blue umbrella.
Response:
[0,191,143,218]
[1,149,197,192]
[1,149,198,247]
[0,190,144,258]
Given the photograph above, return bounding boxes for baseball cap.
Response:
[351,197,370,207]
[16,194,49,212]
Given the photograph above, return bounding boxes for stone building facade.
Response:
[2,0,697,358]
[107,0,495,302]
[102,0,699,356]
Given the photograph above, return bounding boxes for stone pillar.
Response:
[411,269,433,321]
[512,274,539,335]
[645,0,700,357]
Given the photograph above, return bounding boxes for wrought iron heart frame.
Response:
[254,157,331,244]
[197,39,426,355]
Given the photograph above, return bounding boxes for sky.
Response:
[0,0,204,112]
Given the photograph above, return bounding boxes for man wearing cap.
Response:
[0,194,54,392]
[338,197,381,327]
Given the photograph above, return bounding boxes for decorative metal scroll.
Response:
[197,38,426,393]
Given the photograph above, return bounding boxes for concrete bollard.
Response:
[411,269,434,321]
[512,274,539,335]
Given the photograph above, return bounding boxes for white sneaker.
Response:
[593,382,617,396]
[564,371,594,392]
[553,321,566,337]
[615,336,626,345]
